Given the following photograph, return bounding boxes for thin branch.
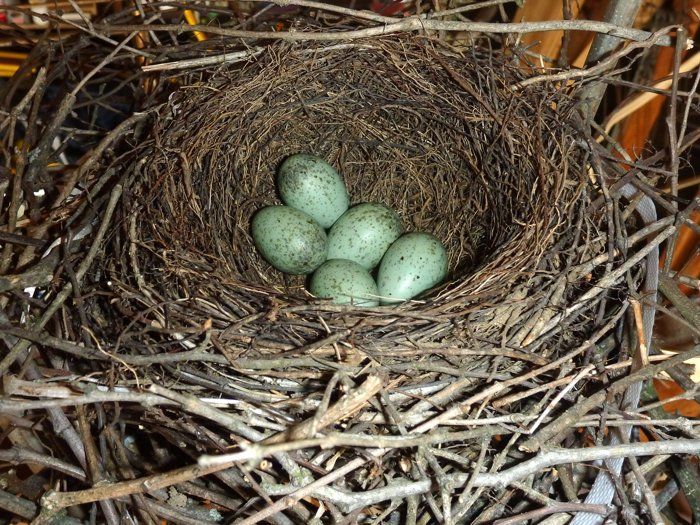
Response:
[515,27,673,89]
[521,344,700,452]
[0,183,123,375]
[413,308,628,434]
[658,276,700,328]
[0,446,87,482]
[427,0,515,19]
[578,0,642,121]
[96,19,681,47]
[142,48,264,71]
[493,503,610,525]
[34,458,241,524]
[0,489,36,520]
[259,440,700,511]
[263,374,383,444]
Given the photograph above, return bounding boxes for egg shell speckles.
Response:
[310,259,379,307]
[277,154,350,229]
[377,232,448,304]
[327,203,403,270]
[251,206,327,275]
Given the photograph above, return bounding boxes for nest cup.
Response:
[111,36,593,355]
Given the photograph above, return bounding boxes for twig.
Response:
[236,455,376,522]
[629,298,649,367]
[603,51,700,135]
[667,26,687,216]
[625,454,671,486]
[34,459,241,524]
[0,446,87,482]
[558,463,580,503]
[0,183,124,375]
[76,405,107,486]
[427,0,514,19]
[623,446,665,524]
[0,67,46,134]
[578,0,642,122]
[146,384,315,495]
[526,365,593,434]
[0,231,46,248]
[22,368,121,525]
[413,307,628,434]
[677,46,700,150]
[0,488,37,520]
[493,503,610,525]
[515,27,672,89]
[142,47,264,71]
[454,437,488,513]
[97,19,680,47]
[258,440,700,511]
[575,19,662,522]
[263,374,383,444]
[636,385,700,413]
[247,0,397,23]
[492,354,671,409]
[146,384,266,439]
[5,4,153,57]
[536,223,674,338]
[658,276,700,328]
[520,344,700,452]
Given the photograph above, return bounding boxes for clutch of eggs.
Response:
[251,153,448,306]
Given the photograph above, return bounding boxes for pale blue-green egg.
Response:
[278,154,349,229]
[251,206,327,275]
[327,203,403,270]
[377,232,448,304]
[310,259,379,307]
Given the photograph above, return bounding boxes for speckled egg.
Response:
[278,154,350,229]
[251,206,327,275]
[327,203,403,270]
[310,259,379,307]
[377,232,448,304]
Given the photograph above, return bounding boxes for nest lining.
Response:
[106,37,596,355]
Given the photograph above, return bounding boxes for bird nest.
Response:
[109,37,594,356]
[3,31,678,525]
[77,36,632,518]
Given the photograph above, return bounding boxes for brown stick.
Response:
[659,276,700,329]
[520,344,700,452]
[493,503,610,525]
[33,459,240,524]
[254,439,700,515]
[264,374,384,444]
[0,489,37,520]
[412,307,628,434]
[515,27,673,89]
[0,446,86,481]
[0,183,123,375]
[96,18,679,47]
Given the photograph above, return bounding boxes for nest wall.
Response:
[102,36,600,357]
